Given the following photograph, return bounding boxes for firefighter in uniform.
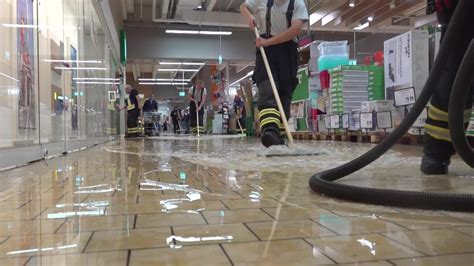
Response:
[125,84,142,137]
[422,0,474,174]
[188,80,207,134]
[241,0,308,147]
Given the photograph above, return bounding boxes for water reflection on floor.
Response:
[0,137,473,265]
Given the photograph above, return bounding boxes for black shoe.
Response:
[420,156,450,175]
[261,129,281,148]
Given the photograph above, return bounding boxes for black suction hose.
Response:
[449,40,474,168]
[309,0,474,212]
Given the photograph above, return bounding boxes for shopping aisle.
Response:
[0,138,472,265]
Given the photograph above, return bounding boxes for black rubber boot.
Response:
[261,129,281,148]
[420,156,450,175]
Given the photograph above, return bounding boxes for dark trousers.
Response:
[423,1,474,161]
[127,109,140,136]
[173,119,180,133]
[253,38,298,135]
[190,101,204,133]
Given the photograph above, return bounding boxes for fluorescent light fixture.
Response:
[354,22,369,30]
[76,81,120,85]
[165,29,232,36]
[139,82,189,86]
[44,59,103,64]
[349,0,355,7]
[199,31,232,35]
[2,24,76,30]
[55,67,108,71]
[138,78,191,82]
[73,77,119,81]
[159,62,205,66]
[166,30,199,34]
[368,15,374,22]
[157,69,199,72]
[197,5,202,8]
[229,70,254,87]
[0,72,19,82]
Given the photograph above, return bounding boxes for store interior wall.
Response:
[0,0,120,168]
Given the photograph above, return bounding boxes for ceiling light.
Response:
[229,71,254,87]
[197,5,202,8]
[73,78,119,81]
[44,59,103,64]
[138,78,191,82]
[139,82,189,86]
[54,67,108,71]
[353,22,369,30]
[159,62,205,66]
[0,72,19,82]
[368,15,374,22]
[165,30,232,36]
[76,81,120,85]
[437,24,442,28]
[166,30,199,34]
[199,31,232,35]
[349,0,355,7]
[157,69,199,72]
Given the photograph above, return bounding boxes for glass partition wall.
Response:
[0,0,121,168]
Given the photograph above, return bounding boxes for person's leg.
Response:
[189,103,197,134]
[127,110,140,137]
[422,0,474,174]
[254,44,284,147]
[198,107,204,133]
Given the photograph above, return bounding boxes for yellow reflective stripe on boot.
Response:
[428,105,448,122]
[425,124,451,142]
[260,117,281,128]
[258,109,280,120]
[128,127,140,133]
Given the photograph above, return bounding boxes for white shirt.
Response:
[245,0,308,42]
[188,86,207,102]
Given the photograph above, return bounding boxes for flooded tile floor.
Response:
[0,137,473,265]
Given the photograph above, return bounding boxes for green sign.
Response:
[179,172,187,180]
[292,68,309,102]
[179,91,186,97]
[120,30,127,65]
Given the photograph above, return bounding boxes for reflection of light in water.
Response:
[249,191,261,202]
[55,201,109,208]
[227,170,241,191]
[7,244,78,255]
[140,179,205,194]
[47,209,106,219]
[160,191,202,212]
[166,235,234,249]
[357,238,376,256]
[75,184,121,194]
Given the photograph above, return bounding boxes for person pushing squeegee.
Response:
[240,0,308,147]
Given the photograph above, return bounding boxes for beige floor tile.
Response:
[320,203,399,217]
[442,212,474,223]
[129,245,230,265]
[223,239,335,265]
[306,234,423,263]
[246,219,337,240]
[107,200,225,215]
[262,206,337,220]
[0,220,65,237]
[453,226,474,236]
[86,227,171,252]
[0,232,92,258]
[378,213,471,230]
[339,262,392,266]
[0,257,30,266]
[383,229,474,255]
[391,253,474,265]
[27,251,128,266]
[135,213,206,228]
[316,216,406,235]
[172,223,258,246]
[203,209,273,224]
[221,198,281,209]
[57,215,134,233]
[275,196,325,207]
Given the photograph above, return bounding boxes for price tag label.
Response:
[360,112,374,129]
[330,115,340,129]
[324,115,331,129]
[412,107,428,128]
[394,87,416,107]
[342,114,349,129]
[376,111,393,129]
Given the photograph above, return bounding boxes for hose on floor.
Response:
[309,0,474,212]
